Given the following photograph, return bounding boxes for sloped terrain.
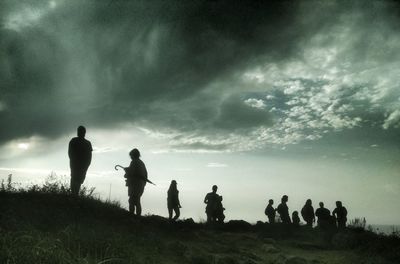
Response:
[0,191,399,264]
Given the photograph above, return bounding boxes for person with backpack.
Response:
[265,199,276,224]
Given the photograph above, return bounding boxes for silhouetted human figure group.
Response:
[204,185,225,223]
[265,195,348,230]
[68,126,349,227]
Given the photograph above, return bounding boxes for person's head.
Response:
[212,185,218,193]
[306,199,312,206]
[319,202,324,208]
[281,195,288,203]
[269,199,274,205]
[336,201,342,208]
[169,180,177,190]
[129,148,140,159]
[77,126,86,138]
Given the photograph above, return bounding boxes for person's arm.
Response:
[83,141,92,168]
[124,161,134,176]
[88,142,92,166]
[68,140,72,159]
[204,194,209,204]
[177,191,181,208]
[143,162,148,180]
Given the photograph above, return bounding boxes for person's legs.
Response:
[211,210,218,223]
[128,186,136,214]
[206,211,211,223]
[168,206,173,220]
[135,196,142,216]
[128,196,135,214]
[338,220,346,229]
[268,216,275,224]
[70,177,81,196]
[70,167,87,196]
[173,206,180,220]
[132,183,144,216]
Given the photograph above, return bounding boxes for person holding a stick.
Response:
[124,148,148,216]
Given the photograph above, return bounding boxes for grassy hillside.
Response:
[1,180,399,264]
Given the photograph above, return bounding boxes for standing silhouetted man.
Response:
[204,185,221,223]
[315,202,331,229]
[265,199,276,224]
[277,195,291,224]
[332,201,348,229]
[68,126,92,196]
[301,199,315,227]
[125,148,148,216]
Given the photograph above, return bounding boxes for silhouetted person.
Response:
[215,195,225,223]
[68,126,92,196]
[204,185,221,223]
[125,148,147,216]
[265,199,276,224]
[301,199,315,227]
[332,201,347,229]
[292,211,300,226]
[277,195,291,224]
[167,180,181,221]
[315,202,331,229]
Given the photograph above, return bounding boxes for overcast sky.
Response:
[1,0,399,225]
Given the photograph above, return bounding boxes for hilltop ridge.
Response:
[1,190,399,264]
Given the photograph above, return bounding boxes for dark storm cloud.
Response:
[1,0,400,151]
[0,0,304,144]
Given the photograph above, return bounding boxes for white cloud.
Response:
[5,7,46,31]
[92,147,117,154]
[383,109,400,129]
[206,162,228,168]
[17,143,30,150]
[244,98,266,109]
